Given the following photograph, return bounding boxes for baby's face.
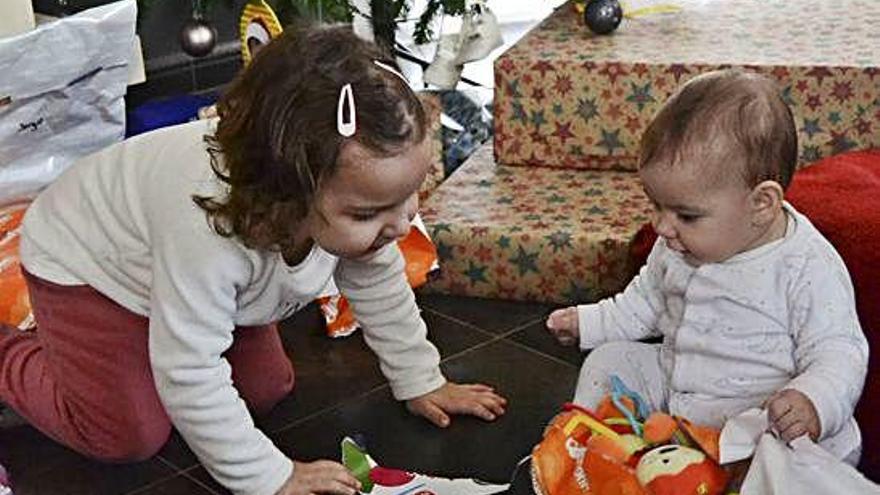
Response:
[639,162,762,265]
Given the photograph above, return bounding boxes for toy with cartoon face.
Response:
[636,445,727,495]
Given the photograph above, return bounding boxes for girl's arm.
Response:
[334,243,446,401]
[336,244,506,428]
[148,235,292,495]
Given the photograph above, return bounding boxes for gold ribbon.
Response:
[574,1,682,19]
[622,2,682,18]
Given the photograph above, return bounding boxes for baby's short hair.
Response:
[639,70,797,190]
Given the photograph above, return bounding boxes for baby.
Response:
[546,70,868,464]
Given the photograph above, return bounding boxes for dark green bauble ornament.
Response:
[584,0,623,35]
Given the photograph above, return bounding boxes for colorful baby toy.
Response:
[636,445,728,495]
[340,437,508,495]
[530,376,728,495]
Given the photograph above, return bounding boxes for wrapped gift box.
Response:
[494,0,880,171]
[419,92,446,201]
[421,144,652,304]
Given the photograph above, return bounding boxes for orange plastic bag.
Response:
[0,202,33,329]
[531,408,647,495]
[318,215,439,337]
[530,402,727,495]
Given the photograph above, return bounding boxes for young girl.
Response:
[0,26,506,495]
[546,70,868,464]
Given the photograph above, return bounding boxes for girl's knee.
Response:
[247,366,295,416]
[68,404,172,463]
[91,419,172,463]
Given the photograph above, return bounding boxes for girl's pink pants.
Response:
[0,270,294,461]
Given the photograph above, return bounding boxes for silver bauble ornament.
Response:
[179,17,217,58]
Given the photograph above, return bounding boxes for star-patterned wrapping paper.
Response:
[418,92,445,201]
[420,144,653,304]
[494,0,880,171]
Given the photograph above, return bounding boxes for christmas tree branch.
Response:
[413,0,465,44]
[136,0,469,44]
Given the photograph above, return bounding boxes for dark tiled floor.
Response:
[0,294,584,495]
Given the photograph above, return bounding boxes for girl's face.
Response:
[639,162,764,265]
[307,138,430,260]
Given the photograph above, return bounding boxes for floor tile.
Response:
[6,452,175,495]
[423,309,498,355]
[417,293,553,334]
[182,466,227,494]
[507,456,539,495]
[126,472,219,495]
[507,320,586,367]
[154,432,198,472]
[0,425,75,479]
[270,339,577,485]
[265,303,496,433]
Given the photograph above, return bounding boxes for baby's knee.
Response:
[574,342,643,407]
[583,341,633,367]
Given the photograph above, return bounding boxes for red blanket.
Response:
[629,150,880,480]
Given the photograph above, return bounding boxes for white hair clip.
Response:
[336,61,410,138]
[373,60,409,84]
[337,83,356,137]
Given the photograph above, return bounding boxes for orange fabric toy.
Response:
[636,445,727,495]
[530,377,728,495]
[531,407,644,495]
[643,413,678,445]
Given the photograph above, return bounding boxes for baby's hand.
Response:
[546,306,579,346]
[765,389,820,442]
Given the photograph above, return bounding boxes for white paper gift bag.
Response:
[741,434,880,495]
[720,408,880,495]
[0,0,136,203]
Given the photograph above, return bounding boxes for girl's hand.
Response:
[275,460,361,495]
[765,389,821,442]
[546,307,579,346]
[406,382,507,428]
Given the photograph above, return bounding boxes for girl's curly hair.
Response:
[194,24,426,255]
